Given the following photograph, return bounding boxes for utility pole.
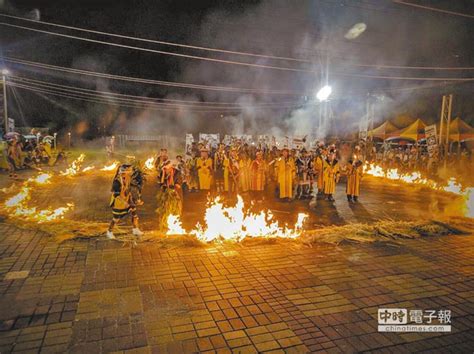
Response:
[1,69,8,134]
[439,94,453,163]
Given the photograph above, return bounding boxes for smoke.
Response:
[165,0,360,138]
[161,0,473,139]
[0,1,40,20]
[9,0,471,141]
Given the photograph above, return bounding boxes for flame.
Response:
[82,166,95,172]
[167,195,307,242]
[364,163,473,218]
[144,157,155,170]
[5,186,30,208]
[3,186,74,223]
[28,172,52,185]
[166,214,186,235]
[101,162,119,171]
[2,172,74,222]
[442,178,462,195]
[60,154,85,176]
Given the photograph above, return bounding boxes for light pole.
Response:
[2,69,8,134]
[53,133,57,150]
[68,132,71,148]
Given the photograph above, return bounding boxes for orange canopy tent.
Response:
[448,117,474,142]
[368,121,399,140]
[398,118,426,141]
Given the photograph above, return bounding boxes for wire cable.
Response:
[393,0,474,19]
[8,81,307,112]
[8,75,309,109]
[2,11,473,70]
[0,22,315,73]
[3,57,308,95]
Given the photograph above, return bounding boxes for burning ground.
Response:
[0,154,473,245]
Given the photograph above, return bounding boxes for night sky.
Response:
[1,0,474,138]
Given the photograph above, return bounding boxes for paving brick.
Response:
[255,340,281,352]
[1,180,474,354]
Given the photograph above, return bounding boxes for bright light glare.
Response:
[1,69,9,76]
[316,85,332,101]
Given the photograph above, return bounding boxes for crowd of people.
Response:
[107,137,471,239]
[152,141,364,203]
[368,143,472,176]
[1,135,66,178]
[106,140,366,238]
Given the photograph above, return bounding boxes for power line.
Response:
[6,55,474,90]
[0,22,315,73]
[393,0,474,19]
[337,72,474,81]
[2,14,474,71]
[3,57,307,95]
[0,13,310,64]
[8,75,308,109]
[8,81,308,112]
[9,82,188,112]
[10,72,472,116]
[8,80,237,110]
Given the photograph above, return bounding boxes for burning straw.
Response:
[365,163,473,218]
[301,218,473,245]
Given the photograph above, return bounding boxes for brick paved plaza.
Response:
[0,171,473,353]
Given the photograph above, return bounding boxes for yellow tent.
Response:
[449,117,474,142]
[368,121,399,140]
[399,118,426,141]
[391,114,416,129]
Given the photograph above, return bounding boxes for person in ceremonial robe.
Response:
[154,148,169,186]
[323,151,340,201]
[107,164,143,239]
[185,151,199,192]
[196,148,213,191]
[224,148,239,194]
[295,148,312,199]
[250,150,267,200]
[313,148,327,195]
[214,143,226,193]
[275,147,295,200]
[238,151,252,193]
[346,154,363,202]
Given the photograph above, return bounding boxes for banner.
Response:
[223,134,252,146]
[185,133,194,157]
[425,124,438,157]
[199,133,220,148]
[291,135,308,150]
[271,136,277,148]
[257,135,270,148]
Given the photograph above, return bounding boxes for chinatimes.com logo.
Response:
[378,308,451,332]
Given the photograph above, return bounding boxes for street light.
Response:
[1,69,9,76]
[316,85,332,102]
